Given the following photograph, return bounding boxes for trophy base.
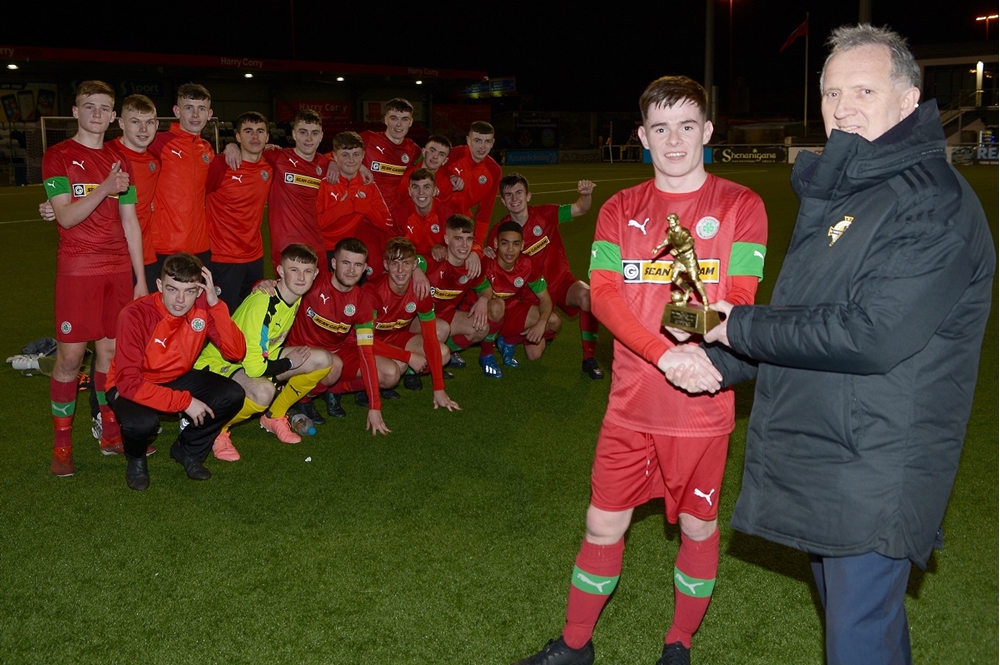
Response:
[662,303,720,335]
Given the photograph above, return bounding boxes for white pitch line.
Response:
[0,219,48,225]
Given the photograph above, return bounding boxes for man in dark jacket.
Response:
[696,25,994,665]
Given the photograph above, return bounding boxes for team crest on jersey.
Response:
[828,216,853,246]
[402,154,410,164]
[191,318,206,332]
[316,166,323,176]
[148,162,157,173]
[202,154,210,164]
[214,286,222,296]
[430,224,440,234]
[405,302,417,313]
[478,175,487,185]
[458,275,468,284]
[60,321,72,334]
[514,277,524,287]
[533,225,543,237]
[344,304,356,316]
[696,217,720,240]
[365,266,373,275]
[261,171,269,181]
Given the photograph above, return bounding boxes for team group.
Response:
[41,83,606,486]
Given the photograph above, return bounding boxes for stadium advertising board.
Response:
[505,151,559,165]
[950,144,999,166]
[788,146,824,163]
[275,99,351,123]
[513,117,559,149]
[1,83,58,121]
[712,146,787,164]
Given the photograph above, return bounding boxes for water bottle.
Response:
[289,412,316,437]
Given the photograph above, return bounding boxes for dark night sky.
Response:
[2,0,994,113]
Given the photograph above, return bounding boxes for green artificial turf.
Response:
[0,163,995,664]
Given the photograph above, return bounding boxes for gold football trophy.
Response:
[652,213,720,335]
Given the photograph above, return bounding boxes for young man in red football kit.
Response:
[392,167,459,260]
[42,80,148,477]
[107,254,246,490]
[423,215,493,370]
[513,76,766,665]
[479,222,555,379]
[148,83,214,271]
[361,98,421,211]
[285,238,391,436]
[268,110,330,270]
[445,121,502,245]
[490,174,604,379]
[206,111,273,313]
[39,93,162,443]
[110,94,161,289]
[317,131,396,280]
[40,94,160,287]
[370,237,460,409]
[395,134,458,206]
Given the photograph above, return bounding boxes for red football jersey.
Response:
[490,204,575,283]
[42,139,136,276]
[107,137,159,266]
[205,155,272,263]
[391,198,458,257]
[590,175,768,437]
[425,257,489,319]
[316,172,395,251]
[361,130,421,211]
[263,148,329,269]
[286,277,378,354]
[369,274,433,347]
[482,254,545,302]
[444,145,501,245]
[148,123,213,255]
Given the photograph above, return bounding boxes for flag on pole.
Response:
[780,16,809,53]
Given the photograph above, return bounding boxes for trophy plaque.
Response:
[652,213,720,335]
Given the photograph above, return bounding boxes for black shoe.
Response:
[656,642,690,665]
[296,398,326,426]
[512,637,594,665]
[125,455,149,491]
[442,370,454,380]
[381,388,401,400]
[447,351,466,369]
[402,374,423,391]
[324,392,346,418]
[581,357,605,380]
[355,391,369,408]
[169,442,211,481]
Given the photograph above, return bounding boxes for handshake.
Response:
[657,345,723,394]
[658,299,732,394]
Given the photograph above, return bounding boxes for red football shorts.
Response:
[548,271,582,317]
[335,344,362,380]
[499,299,534,339]
[590,421,729,524]
[55,271,132,343]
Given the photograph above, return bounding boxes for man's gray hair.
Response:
[820,24,921,90]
